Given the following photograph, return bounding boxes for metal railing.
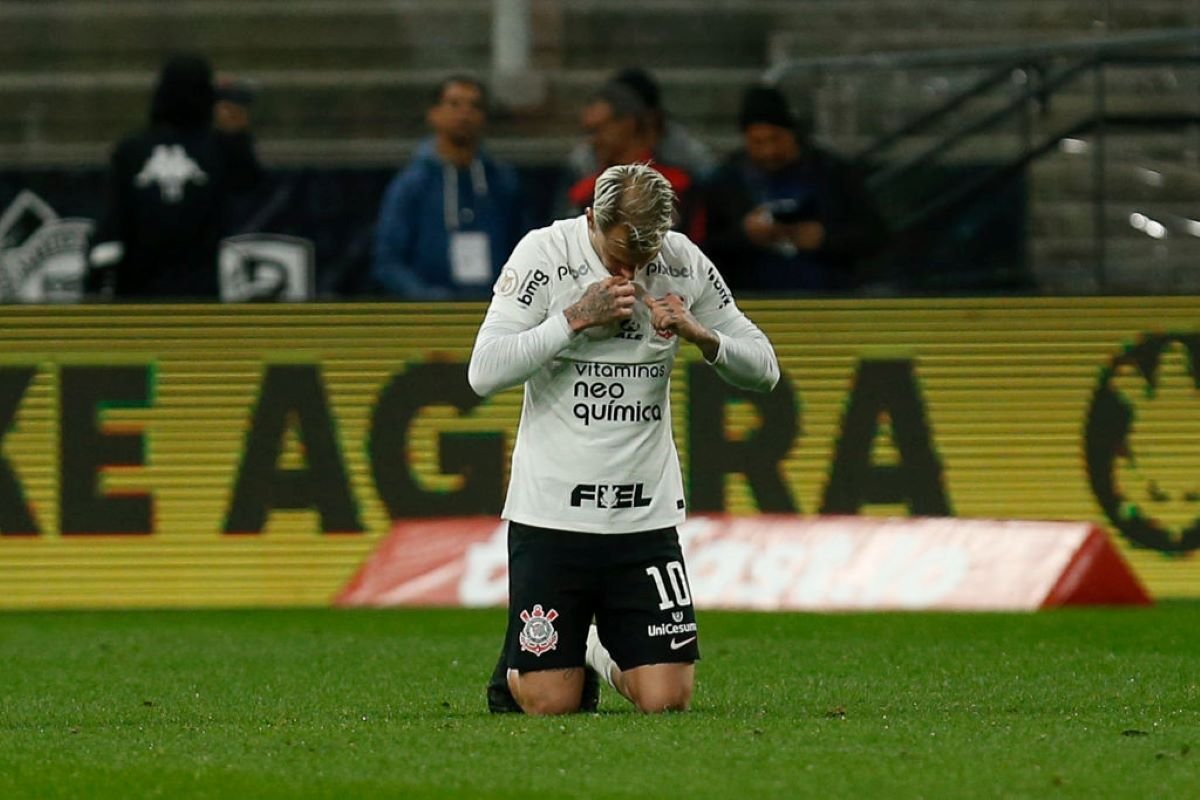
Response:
[766,29,1200,294]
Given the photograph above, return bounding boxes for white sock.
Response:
[506,667,518,695]
[585,624,617,689]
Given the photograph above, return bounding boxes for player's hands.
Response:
[645,292,720,360]
[564,276,637,332]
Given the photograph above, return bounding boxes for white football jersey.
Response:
[468,215,778,534]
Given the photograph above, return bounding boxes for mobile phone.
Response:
[767,198,815,224]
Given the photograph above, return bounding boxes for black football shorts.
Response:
[504,520,701,674]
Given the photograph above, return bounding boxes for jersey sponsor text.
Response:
[516,268,550,306]
[705,265,732,309]
[647,621,698,637]
[556,263,590,280]
[570,483,653,509]
[572,398,662,426]
[573,362,667,379]
[646,262,692,278]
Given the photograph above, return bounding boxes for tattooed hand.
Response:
[563,277,637,332]
[646,292,720,361]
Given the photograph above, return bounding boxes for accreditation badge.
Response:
[449,230,492,285]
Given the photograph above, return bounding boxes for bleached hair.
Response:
[591,163,677,258]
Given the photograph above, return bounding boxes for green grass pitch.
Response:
[1,604,1197,798]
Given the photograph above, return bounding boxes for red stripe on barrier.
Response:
[1040,526,1152,607]
[335,518,504,607]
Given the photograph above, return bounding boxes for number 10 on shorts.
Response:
[646,561,692,610]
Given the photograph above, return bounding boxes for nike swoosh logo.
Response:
[669,636,697,650]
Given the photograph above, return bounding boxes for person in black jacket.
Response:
[86,54,263,299]
[705,84,887,294]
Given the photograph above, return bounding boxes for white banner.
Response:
[337,515,1150,611]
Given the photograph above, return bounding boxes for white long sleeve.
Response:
[463,216,781,534]
[706,324,780,393]
[680,234,780,393]
[467,304,574,397]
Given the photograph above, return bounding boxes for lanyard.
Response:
[442,159,489,232]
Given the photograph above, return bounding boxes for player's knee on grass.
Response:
[622,663,694,713]
[629,683,692,713]
[509,667,585,715]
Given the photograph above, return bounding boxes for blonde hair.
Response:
[591,163,677,258]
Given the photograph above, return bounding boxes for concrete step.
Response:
[1030,154,1200,202]
[772,0,1195,32]
[0,63,1193,157]
[0,68,754,158]
[770,27,1198,66]
[1030,236,1200,293]
[7,0,1190,75]
[0,0,775,73]
[0,1,497,72]
[1029,199,1200,238]
[2,121,1192,183]
[797,73,1200,142]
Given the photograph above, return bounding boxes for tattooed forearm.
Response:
[564,284,614,331]
[563,304,587,331]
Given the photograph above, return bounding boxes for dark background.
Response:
[0,162,1027,298]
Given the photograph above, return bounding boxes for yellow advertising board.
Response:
[0,297,1196,607]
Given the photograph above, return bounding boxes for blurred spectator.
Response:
[86,54,263,299]
[372,74,524,299]
[565,67,716,184]
[705,84,887,293]
[563,81,703,240]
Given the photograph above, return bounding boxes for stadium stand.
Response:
[1,0,1198,293]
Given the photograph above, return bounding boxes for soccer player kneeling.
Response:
[470,164,780,714]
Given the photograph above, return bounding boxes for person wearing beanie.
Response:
[705,83,887,294]
[86,53,263,299]
[737,84,802,133]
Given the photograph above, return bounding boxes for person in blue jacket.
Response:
[372,75,525,299]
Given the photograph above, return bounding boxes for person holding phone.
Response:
[704,84,888,294]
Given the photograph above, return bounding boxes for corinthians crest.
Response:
[0,190,90,303]
[518,604,559,656]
